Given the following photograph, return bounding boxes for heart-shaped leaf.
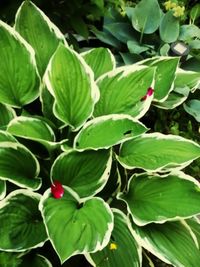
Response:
[94,65,155,118]
[132,220,200,267]
[0,190,47,251]
[51,149,112,198]
[39,187,113,263]
[82,48,115,80]
[119,171,200,226]
[44,44,99,130]
[15,0,66,76]
[118,133,200,172]
[74,114,148,150]
[86,209,142,267]
[0,20,40,108]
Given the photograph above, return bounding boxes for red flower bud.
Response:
[51,180,64,199]
[141,87,154,101]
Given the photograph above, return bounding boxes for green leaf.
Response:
[94,65,155,118]
[0,252,22,267]
[40,86,62,127]
[92,28,122,50]
[174,68,200,90]
[74,114,148,150]
[138,57,179,101]
[119,171,200,226]
[0,104,15,129]
[153,86,190,109]
[51,149,112,198]
[20,254,52,267]
[86,209,142,267]
[184,99,200,122]
[0,131,41,190]
[0,180,6,200]
[132,220,200,267]
[15,1,66,76]
[179,24,200,42]
[44,44,99,130]
[7,116,56,149]
[189,39,200,49]
[131,0,162,34]
[186,217,200,247]
[0,252,52,267]
[69,16,89,39]
[82,48,115,80]
[104,22,138,43]
[0,190,47,251]
[190,4,200,23]
[127,41,149,54]
[118,133,200,171]
[159,11,180,43]
[0,20,40,108]
[39,187,113,263]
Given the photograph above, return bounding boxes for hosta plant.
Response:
[1,1,200,266]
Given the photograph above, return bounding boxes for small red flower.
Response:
[141,87,154,101]
[51,180,64,199]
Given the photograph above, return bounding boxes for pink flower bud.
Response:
[141,87,154,101]
[51,180,64,199]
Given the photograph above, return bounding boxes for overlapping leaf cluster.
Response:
[0,1,200,266]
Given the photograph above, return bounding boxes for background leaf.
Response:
[184,99,200,122]
[44,44,99,130]
[0,21,40,108]
[0,190,47,251]
[159,11,180,43]
[119,172,200,226]
[131,0,162,34]
[40,187,113,263]
[74,114,148,150]
[118,133,200,171]
[15,0,66,76]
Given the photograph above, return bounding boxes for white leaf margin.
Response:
[14,1,67,47]
[85,208,143,267]
[0,189,48,252]
[50,149,112,200]
[0,20,41,107]
[118,170,200,226]
[39,186,114,263]
[131,219,199,266]
[81,47,116,73]
[0,141,41,190]
[74,114,148,151]
[43,44,100,130]
[117,132,200,172]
